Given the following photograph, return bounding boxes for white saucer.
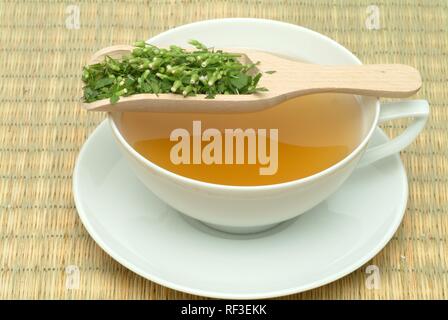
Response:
[73,120,408,299]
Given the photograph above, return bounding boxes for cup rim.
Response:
[108,18,380,191]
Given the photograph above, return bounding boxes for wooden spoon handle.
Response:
[286,64,422,98]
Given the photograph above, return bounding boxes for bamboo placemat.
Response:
[0,0,447,299]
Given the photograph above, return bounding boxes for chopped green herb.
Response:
[93,77,114,90]
[82,40,270,104]
[229,74,250,89]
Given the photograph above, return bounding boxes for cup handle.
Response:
[358,100,429,167]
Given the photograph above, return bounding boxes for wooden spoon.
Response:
[82,45,422,113]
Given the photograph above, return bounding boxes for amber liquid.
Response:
[120,93,363,186]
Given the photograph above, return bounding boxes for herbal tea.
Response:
[119,93,363,186]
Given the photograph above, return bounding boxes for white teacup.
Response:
[108,18,429,233]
